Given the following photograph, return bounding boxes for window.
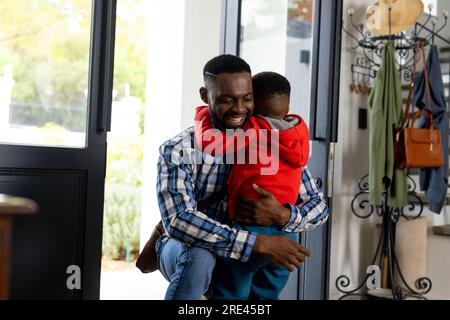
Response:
[0,0,92,148]
[240,0,316,127]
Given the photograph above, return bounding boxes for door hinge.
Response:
[327,143,335,198]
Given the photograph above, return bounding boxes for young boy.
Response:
[194,71,310,300]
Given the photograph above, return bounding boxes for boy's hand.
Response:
[253,234,310,272]
[235,184,291,227]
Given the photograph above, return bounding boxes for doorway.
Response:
[0,0,115,299]
[2,0,343,300]
[99,0,224,300]
[222,0,343,299]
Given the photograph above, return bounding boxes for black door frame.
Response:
[220,0,343,300]
[1,0,116,299]
[84,0,116,299]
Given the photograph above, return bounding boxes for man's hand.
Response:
[253,234,310,272]
[235,184,291,227]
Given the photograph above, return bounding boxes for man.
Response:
[155,54,329,300]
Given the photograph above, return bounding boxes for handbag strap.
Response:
[402,40,433,128]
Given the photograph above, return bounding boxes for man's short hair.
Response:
[203,54,252,81]
[252,71,291,100]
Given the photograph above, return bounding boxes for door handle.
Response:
[313,143,335,197]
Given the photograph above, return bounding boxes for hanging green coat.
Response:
[368,41,407,208]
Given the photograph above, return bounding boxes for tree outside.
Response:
[0,0,149,261]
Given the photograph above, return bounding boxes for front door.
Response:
[0,0,116,299]
[221,0,343,299]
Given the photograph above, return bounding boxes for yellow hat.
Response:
[366,0,424,36]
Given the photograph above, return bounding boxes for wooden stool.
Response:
[0,194,38,300]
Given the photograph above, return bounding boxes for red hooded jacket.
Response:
[194,106,309,220]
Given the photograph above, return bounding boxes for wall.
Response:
[139,0,222,249]
[329,0,375,300]
[330,0,450,300]
[181,0,223,129]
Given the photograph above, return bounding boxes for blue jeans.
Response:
[156,236,216,300]
[211,224,296,300]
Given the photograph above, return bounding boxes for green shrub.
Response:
[102,138,144,261]
[102,182,141,260]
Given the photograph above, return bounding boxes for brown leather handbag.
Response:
[135,220,165,273]
[136,189,226,273]
[394,41,444,169]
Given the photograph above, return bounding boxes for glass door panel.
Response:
[0,0,92,148]
[240,0,316,127]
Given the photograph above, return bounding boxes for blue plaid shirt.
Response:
[157,127,329,263]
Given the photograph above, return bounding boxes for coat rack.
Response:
[336,1,450,300]
[343,3,449,84]
[336,175,431,300]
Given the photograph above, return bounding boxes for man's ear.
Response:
[199,87,208,105]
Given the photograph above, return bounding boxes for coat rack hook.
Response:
[431,18,437,45]
[343,1,450,81]
[433,11,449,36]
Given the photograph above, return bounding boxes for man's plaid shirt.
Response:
[157,127,329,263]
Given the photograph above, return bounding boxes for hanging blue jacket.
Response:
[414,45,449,214]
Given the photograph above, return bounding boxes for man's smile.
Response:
[224,114,247,127]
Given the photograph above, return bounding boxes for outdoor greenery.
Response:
[0,0,147,130]
[0,0,91,128]
[102,136,144,260]
[0,0,149,261]
[101,0,148,261]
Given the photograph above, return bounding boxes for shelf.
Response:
[432,225,450,236]
[367,288,394,300]
[408,193,450,207]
